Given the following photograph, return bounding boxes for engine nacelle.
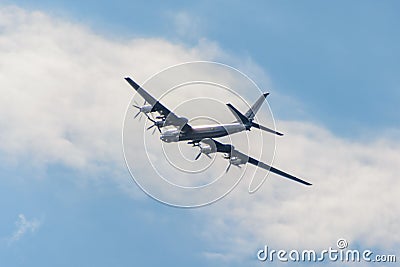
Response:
[154,120,165,128]
[140,105,153,113]
[160,129,180,143]
[200,145,213,155]
[230,156,243,166]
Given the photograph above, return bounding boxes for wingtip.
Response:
[124,77,140,90]
[301,178,312,186]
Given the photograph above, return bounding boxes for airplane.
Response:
[125,77,311,186]
[125,77,283,143]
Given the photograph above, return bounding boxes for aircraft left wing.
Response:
[124,77,192,132]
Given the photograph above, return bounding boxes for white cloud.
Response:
[168,10,203,40]
[9,214,41,243]
[1,5,399,266]
[198,120,400,263]
[0,5,270,201]
[0,6,221,173]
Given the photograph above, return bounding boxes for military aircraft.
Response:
[125,78,282,142]
[125,77,311,186]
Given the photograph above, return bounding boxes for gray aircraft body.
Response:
[125,77,311,186]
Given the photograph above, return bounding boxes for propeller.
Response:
[146,124,157,135]
[194,147,212,160]
[146,115,164,134]
[223,154,242,173]
[194,143,212,160]
[132,100,147,121]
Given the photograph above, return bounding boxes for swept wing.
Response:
[124,77,192,132]
[208,139,311,186]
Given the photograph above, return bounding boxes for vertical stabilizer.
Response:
[244,92,269,121]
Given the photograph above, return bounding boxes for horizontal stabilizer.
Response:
[251,122,283,136]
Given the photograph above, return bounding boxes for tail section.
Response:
[244,93,269,121]
[251,121,283,136]
[226,104,250,125]
[226,92,283,136]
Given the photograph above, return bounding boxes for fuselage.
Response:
[160,122,246,143]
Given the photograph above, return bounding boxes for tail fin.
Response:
[226,93,284,136]
[244,93,269,121]
[226,103,250,125]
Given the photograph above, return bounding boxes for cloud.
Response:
[0,5,270,200]
[168,10,204,40]
[0,6,221,173]
[1,5,399,266]
[9,214,41,243]
[198,120,400,263]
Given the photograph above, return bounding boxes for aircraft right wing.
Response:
[233,149,312,186]
[206,138,311,186]
[246,156,312,186]
[124,77,192,132]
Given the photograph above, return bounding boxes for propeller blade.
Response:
[195,151,202,160]
[139,113,143,121]
[134,111,141,119]
[147,124,155,131]
[132,104,140,109]
[226,162,232,173]
[205,154,212,159]
[147,116,155,123]
[152,127,156,135]
[143,112,151,120]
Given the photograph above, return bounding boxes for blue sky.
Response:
[1,1,399,267]
[6,0,400,135]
